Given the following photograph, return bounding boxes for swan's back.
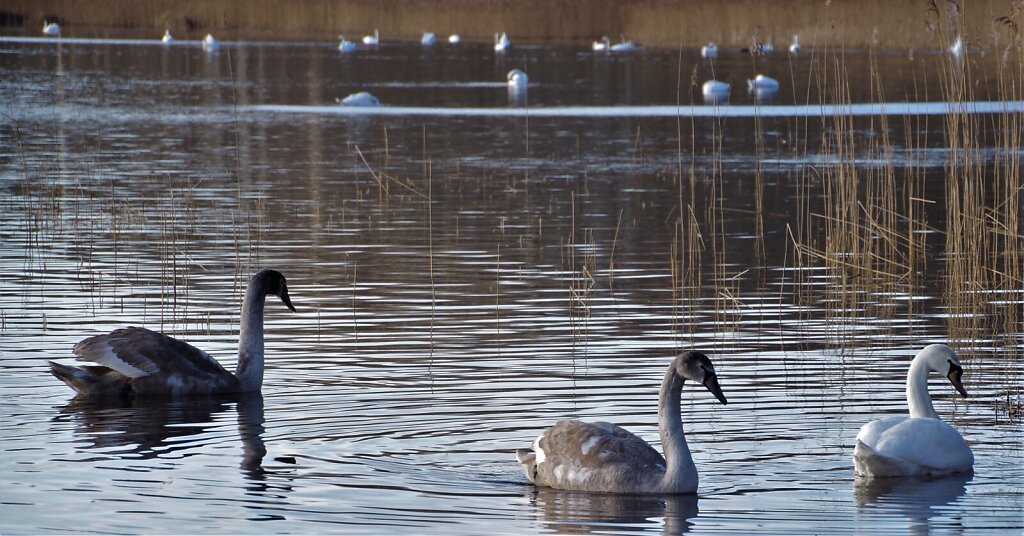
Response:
[854,416,973,477]
[518,419,668,493]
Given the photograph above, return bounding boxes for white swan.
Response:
[702,80,730,104]
[507,69,528,92]
[789,35,801,54]
[161,29,174,43]
[494,32,510,52]
[593,36,609,51]
[448,34,461,44]
[609,37,639,52]
[338,36,357,53]
[516,351,728,494]
[362,29,379,45]
[950,35,964,57]
[853,344,974,477]
[49,270,296,397]
[202,34,219,51]
[338,91,381,107]
[700,42,718,58]
[421,31,436,46]
[747,74,779,99]
[42,21,62,36]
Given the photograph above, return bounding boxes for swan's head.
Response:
[253,269,296,312]
[674,351,727,404]
[920,344,967,397]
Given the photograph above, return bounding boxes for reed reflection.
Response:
[525,488,699,535]
[854,473,971,536]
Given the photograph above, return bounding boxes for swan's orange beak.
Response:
[703,372,727,405]
[947,365,967,397]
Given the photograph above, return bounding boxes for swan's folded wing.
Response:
[74,327,228,379]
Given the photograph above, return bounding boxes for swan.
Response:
[49,269,296,397]
[950,35,964,57]
[854,344,974,477]
[202,34,219,51]
[421,31,436,46]
[700,42,718,58]
[507,69,528,90]
[747,74,779,99]
[448,34,461,44]
[338,36,357,53]
[789,35,801,54]
[702,80,730,104]
[161,29,174,43]
[593,36,609,52]
[338,91,381,107]
[362,29,379,45]
[516,351,727,494]
[609,37,639,52]
[42,21,62,36]
[494,32,510,52]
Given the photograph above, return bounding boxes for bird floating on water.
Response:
[507,69,528,90]
[161,29,174,43]
[362,29,379,45]
[338,36,357,53]
[202,34,219,51]
[516,351,727,494]
[421,31,436,46]
[42,21,62,36]
[702,80,730,104]
[700,42,718,58]
[338,92,381,107]
[593,36,608,51]
[49,270,296,397]
[747,74,779,99]
[448,34,461,44]
[789,35,801,54]
[949,35,964,57]
[494,32,510,52]
[853,344,974,477]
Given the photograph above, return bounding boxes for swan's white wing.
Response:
[855,417,973,476]
[528,419,666,492]
[74,327,229,380]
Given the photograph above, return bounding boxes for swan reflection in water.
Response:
[524,487,699,535]
[855,473,971,535]
[53,393,289,485]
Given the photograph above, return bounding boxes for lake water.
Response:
[1,37,1021,534]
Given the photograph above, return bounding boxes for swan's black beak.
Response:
[702,372,728,405]
[280,286,296,312]
[947,363,967,397]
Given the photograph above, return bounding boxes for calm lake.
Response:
[1,36,1021,534]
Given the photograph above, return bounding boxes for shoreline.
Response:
[2,0,1015,50]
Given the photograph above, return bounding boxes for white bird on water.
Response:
[42,21,62,36]
[507,69,528,90]
[202,34,219,51]
[950,35,964,57]
[421,32,436,46]
[516,351,727,494]
[161,29,174,43]
[49,270,296,397]
[338,36,357,53]
[609,36,639,52]
[593,36,609,51]
[702,80,730,104]
[338,92,381,107]
[448,34,461,44]
[853,344,974,477]
[700,42,718,58]
[789,34,801,54]
[494,32,510,52]
[362,29,379,45]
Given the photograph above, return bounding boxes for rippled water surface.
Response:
[1,37,1022,534]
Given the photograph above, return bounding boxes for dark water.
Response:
[1,37,1021,534]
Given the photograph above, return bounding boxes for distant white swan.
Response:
[338,92,381,107]
[202,34,219,51]
[49,270,296,397]
[700,42,718,58]
[338,36,357,53]
[362,29,379,45]
[494,32,510,52]
[507,69,528,90]
[747,74,779,98]
[448,34,461,44]
[609,37,639,52]
[702,80,730,104]
[854,344,974,477]
[593,36,609,51]
[42,21,62,36]
[421,32,436,46]
[161,29,174,43]
[789,35,801,54]
[516,351,728,494]
[950,35,964,57]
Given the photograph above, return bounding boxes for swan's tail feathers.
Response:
[49,361,131,397]
[516,448,537,483]
[854,440,907,477]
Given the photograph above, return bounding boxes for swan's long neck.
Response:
[657,367,697,492]
[906,357,938,419]
[235,281,267,391]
